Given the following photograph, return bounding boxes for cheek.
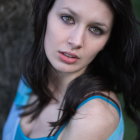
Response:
[86,37,108,52]
[44,16,60,43]
[84,36,110,60]
[44,27,58,51]
[44,24,67,47]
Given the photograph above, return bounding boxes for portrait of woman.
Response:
[2,0,140,139]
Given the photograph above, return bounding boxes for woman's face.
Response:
[44,0,113,76]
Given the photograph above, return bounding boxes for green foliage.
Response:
[132,0,140,19]
[119,95,137,140]
[124,111,137,140]
[123,2,140,139]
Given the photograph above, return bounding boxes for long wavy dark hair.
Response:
[22,0,140,138]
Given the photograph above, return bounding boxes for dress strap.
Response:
[77,94,121,116]
[54,94,121,139]
[53,124,66,138]
[14,77,32,106]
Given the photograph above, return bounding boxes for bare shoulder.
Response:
[60,91,120,140]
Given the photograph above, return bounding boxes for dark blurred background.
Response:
[0,0,140,140]
[0,0,33,139]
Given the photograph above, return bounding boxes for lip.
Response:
[59,51,79,59]
[58,51,79,64]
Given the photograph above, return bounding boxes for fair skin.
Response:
[21,0,120,139]
[44,0,114,95]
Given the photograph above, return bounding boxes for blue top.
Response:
[3,78,124,140]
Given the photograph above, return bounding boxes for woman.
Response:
[3,0,140,139]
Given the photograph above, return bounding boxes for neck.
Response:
[49,70,84,102]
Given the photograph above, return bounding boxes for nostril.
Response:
[67,38,82,49]
[67,34,83,49]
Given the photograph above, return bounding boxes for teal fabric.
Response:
[77,95,121,116]
[14,78,32,106]
[16,124,50,140]
[3,78,124,140]
[77,95,124,140]
[15,123,66,140]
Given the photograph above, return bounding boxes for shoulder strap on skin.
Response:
[77,93,121,116]
[53,93,122,139]
[77,93,124,140]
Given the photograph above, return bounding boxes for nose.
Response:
[67,26,85,49]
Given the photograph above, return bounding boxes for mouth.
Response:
[58,51,79,64]
[59,51,79,59]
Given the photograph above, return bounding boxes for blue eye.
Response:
[89,27,103,35]
[61,15,75,24]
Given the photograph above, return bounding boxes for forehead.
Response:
[52,0,113,24]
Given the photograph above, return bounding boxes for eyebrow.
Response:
[61,7,109,30]
[61,7,78,17]
[92,22,109,29]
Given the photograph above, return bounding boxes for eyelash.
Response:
[60,15,104,35]
[61,15,75,24]
[89,26,104,35]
